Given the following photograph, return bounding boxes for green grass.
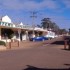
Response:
[0,41,6,46]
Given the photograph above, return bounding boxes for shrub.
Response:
[9,34,14,39]
[0,41,6,46]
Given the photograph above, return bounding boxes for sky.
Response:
[0,0,70,30]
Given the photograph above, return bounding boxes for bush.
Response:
[0,41,6,46]
[9,34,14,39]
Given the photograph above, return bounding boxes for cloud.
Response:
[62,0,70,8]
[0,0,22,10]
[0,0,58,11]
[40,0,57,9]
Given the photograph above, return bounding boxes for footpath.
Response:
[0,36,64,51]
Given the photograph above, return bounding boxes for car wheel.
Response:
[33,39,35,42]
[42,39,44,41]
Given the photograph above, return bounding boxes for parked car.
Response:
[30,36,48,41]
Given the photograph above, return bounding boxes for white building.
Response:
[0,15,52,42]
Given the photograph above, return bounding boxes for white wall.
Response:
[2,15,12,23]
[22,34,27,40]
[45,31,55,38]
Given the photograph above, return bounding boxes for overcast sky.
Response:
[0,0,70,30]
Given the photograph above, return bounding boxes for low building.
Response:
[0,15,49,42]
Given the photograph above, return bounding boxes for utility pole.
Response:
[30,11,37,38]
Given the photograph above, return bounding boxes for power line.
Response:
[30,11,37,27]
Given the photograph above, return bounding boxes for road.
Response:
[0,44,70,70]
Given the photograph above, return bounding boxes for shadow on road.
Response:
[64,64,70,66]
[51,41,70,51]
[61,49,70,51]
[23,65,70,70]
[51,41,64,45]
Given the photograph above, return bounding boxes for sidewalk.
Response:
[0,36,65,51]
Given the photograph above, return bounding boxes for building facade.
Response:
[0,15,50,42]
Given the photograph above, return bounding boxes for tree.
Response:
[58,29,67,35]
[41,18,52,29]
[41,18,59,31]
[40,17,68,35]
[37,24,42,28]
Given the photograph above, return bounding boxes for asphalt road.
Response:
[0,44,70,70]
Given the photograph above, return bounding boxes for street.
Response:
[0,44,70,70]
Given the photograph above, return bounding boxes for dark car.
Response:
[30,36,48,41]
